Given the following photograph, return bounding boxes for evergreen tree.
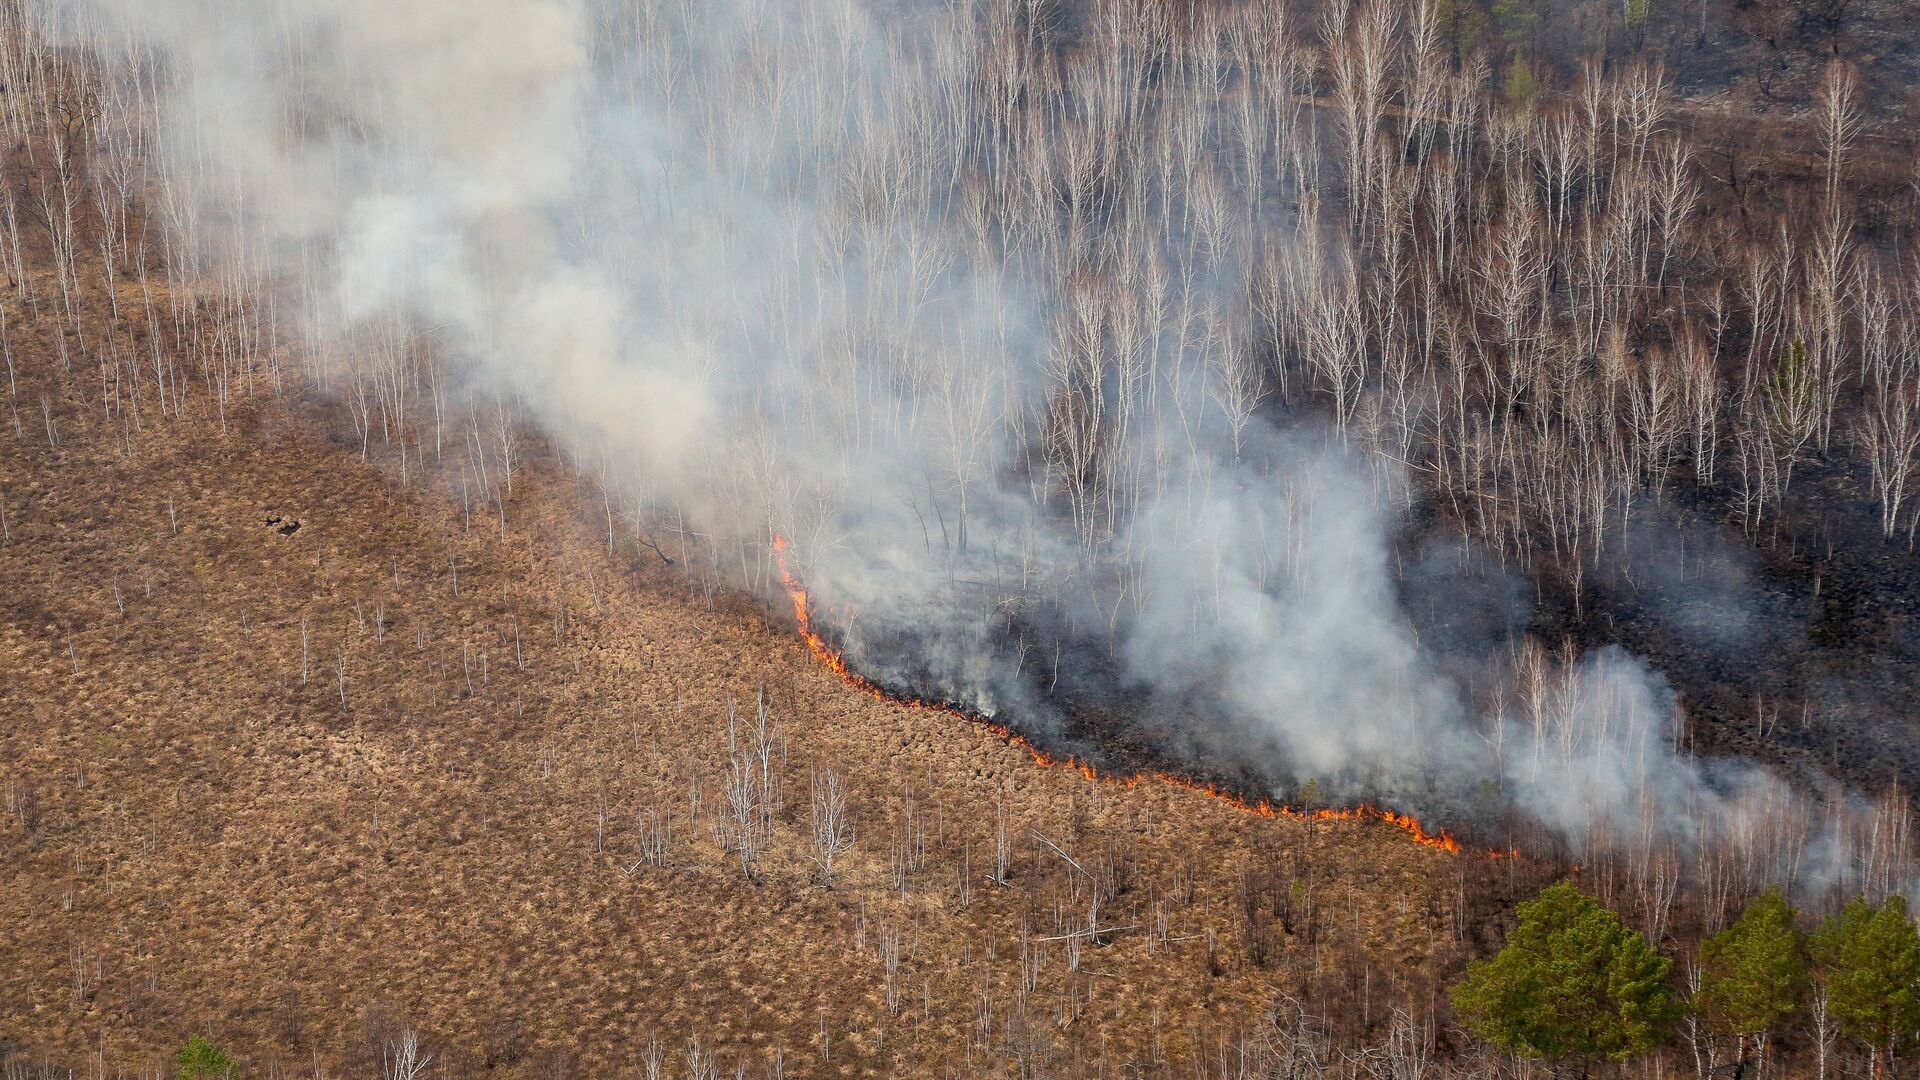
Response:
[1490,0,1540,47]
[1452,881,1682,1075]
[1428,0,1491,58]
[1696,887,1808,1075]
[1813,895,1920,1080]
[1504,57,1538,108]
[176,1036,236,1080]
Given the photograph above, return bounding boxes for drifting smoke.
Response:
[45,0,1908,893]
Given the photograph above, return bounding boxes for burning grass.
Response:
[772,535,1488,858]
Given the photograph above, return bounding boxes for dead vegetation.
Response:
[0,262,1529,1074]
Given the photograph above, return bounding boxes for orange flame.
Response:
[772,535,1504,858]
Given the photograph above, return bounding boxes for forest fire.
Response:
[772,535,1477,857]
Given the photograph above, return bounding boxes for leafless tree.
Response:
[682,1036,718,1080]
[1817,61,1861,216]
[722,695,778,881]
[629,802,671,872]
[807,765,855,888]
[382,1030,433,1080]
[1858,371,1920,540]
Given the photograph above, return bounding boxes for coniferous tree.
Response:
[1813,895,1920,1080]
[1452,882,1683,1075]
[176,1037,236,1080]
[1696,887,1808,1077]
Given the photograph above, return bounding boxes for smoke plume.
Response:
[45,0,1910,898]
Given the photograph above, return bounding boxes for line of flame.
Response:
[772,536,1516,858]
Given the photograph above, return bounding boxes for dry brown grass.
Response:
[0,329,1534,1077]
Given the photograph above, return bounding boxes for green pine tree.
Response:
[1490,0,1540,47]
[1297,777,1322,808]
[1696,887,1808,1072]
[1764,339,1820,459]
[1452,881,1683,1074]
[1503,57,1538,108]
[1813,895,1920,1080]
[176,1036,236,1080]
[1428,0,1491,58]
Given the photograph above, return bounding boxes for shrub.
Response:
[176,1036,235,1080]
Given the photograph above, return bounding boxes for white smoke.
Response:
[43,0,1908,896]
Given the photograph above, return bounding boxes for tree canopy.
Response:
[176,1036,236,1080]
[1812,894,1920,1076]
[1452,881,1682,1070]
[1697,886,1809,1039]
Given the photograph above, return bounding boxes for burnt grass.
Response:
[1545,455,1920,792]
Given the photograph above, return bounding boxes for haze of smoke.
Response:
[47,0,1905,898]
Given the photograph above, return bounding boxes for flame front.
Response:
[772,535,1490,858]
